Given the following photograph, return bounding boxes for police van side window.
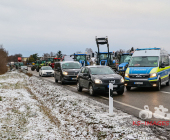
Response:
[159,56,162,66]
[162,56,169,66]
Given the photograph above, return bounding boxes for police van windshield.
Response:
[129,56,159,67]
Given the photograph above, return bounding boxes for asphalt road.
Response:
[28,67,170,130]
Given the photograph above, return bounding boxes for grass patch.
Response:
[25,87,61,127]
[0,96,2,101]
[25,72,33,77]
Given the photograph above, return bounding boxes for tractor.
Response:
[95,36,117,71]
[70,53,90,66]
[49,56,64,69]
[117,53,133,76]
[31,60,46,72]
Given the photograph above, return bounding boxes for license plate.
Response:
[71,78,76,80]
[134,82,143,84]
[108,85,118,88]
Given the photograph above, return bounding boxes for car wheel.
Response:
[117,90,124,95]
[61,77,65,85]
[77,81,82,92]
[166,76,170,86]
[126,86,131,91]
[89,84,95,96]
[55,78,58,83]
[156,80,161,91]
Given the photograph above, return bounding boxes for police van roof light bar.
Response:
[136,48,161,51]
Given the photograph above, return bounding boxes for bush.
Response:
[0,46,8,75]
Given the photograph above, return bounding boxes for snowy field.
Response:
[0,71,167,139]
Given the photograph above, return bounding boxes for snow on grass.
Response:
[0,71,167,139]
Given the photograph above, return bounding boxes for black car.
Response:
[54,61,81,84]
[77,66,124,95]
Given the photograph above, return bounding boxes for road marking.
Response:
[67,85,77,89]
[161,91,170,94]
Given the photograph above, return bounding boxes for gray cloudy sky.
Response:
[0,0,170,56]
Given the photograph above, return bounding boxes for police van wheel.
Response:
[166,76,170,86]
[156,80,161,91]
[126,86,131,91]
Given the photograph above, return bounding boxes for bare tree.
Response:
[0,45,8,74]
[42,53,50,59]
[8,53,22,62]
[85,48,93,57]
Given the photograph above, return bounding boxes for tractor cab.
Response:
[70,53,90,67]
[118,53,133,76]
[95,36,116,70]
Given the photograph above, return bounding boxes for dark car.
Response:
[54,61,81,84]
[77,66,124,95]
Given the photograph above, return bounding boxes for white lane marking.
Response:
[161,91,170,94]
[99,96,142,111]
[67,85,77,89]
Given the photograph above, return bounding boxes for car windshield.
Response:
[76,55,86,61]
[42,67,52,70]
[120,55,132,64]
[129,56,159,67]
[90,67,115,75]
[62,63,81,69]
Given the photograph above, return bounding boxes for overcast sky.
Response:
[0,0,170,57]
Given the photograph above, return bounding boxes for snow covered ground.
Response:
[0,71,167,139]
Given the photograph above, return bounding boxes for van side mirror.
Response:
[160,63,165,68]
[83,73,88,76]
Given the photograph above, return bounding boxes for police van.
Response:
[124,48,170,91]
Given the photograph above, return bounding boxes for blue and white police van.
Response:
[124,48,170,91]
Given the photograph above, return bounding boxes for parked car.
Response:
[77,66,124,95]
[39,66,54,77]
[21,66,28,71]
[54,61,81,84]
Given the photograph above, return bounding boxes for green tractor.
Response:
[15,62,24,69]
[31,60,46,72]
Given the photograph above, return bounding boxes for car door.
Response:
[58,63,63,81]
[55,63,59,80]
[79,67,85,87]
[83,68,90,89]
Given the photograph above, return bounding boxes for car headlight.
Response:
[125,73,129,78]
[121,78,124,83]
[150,73,157,78]
[63,71,68,75]
[94,79,102,84]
